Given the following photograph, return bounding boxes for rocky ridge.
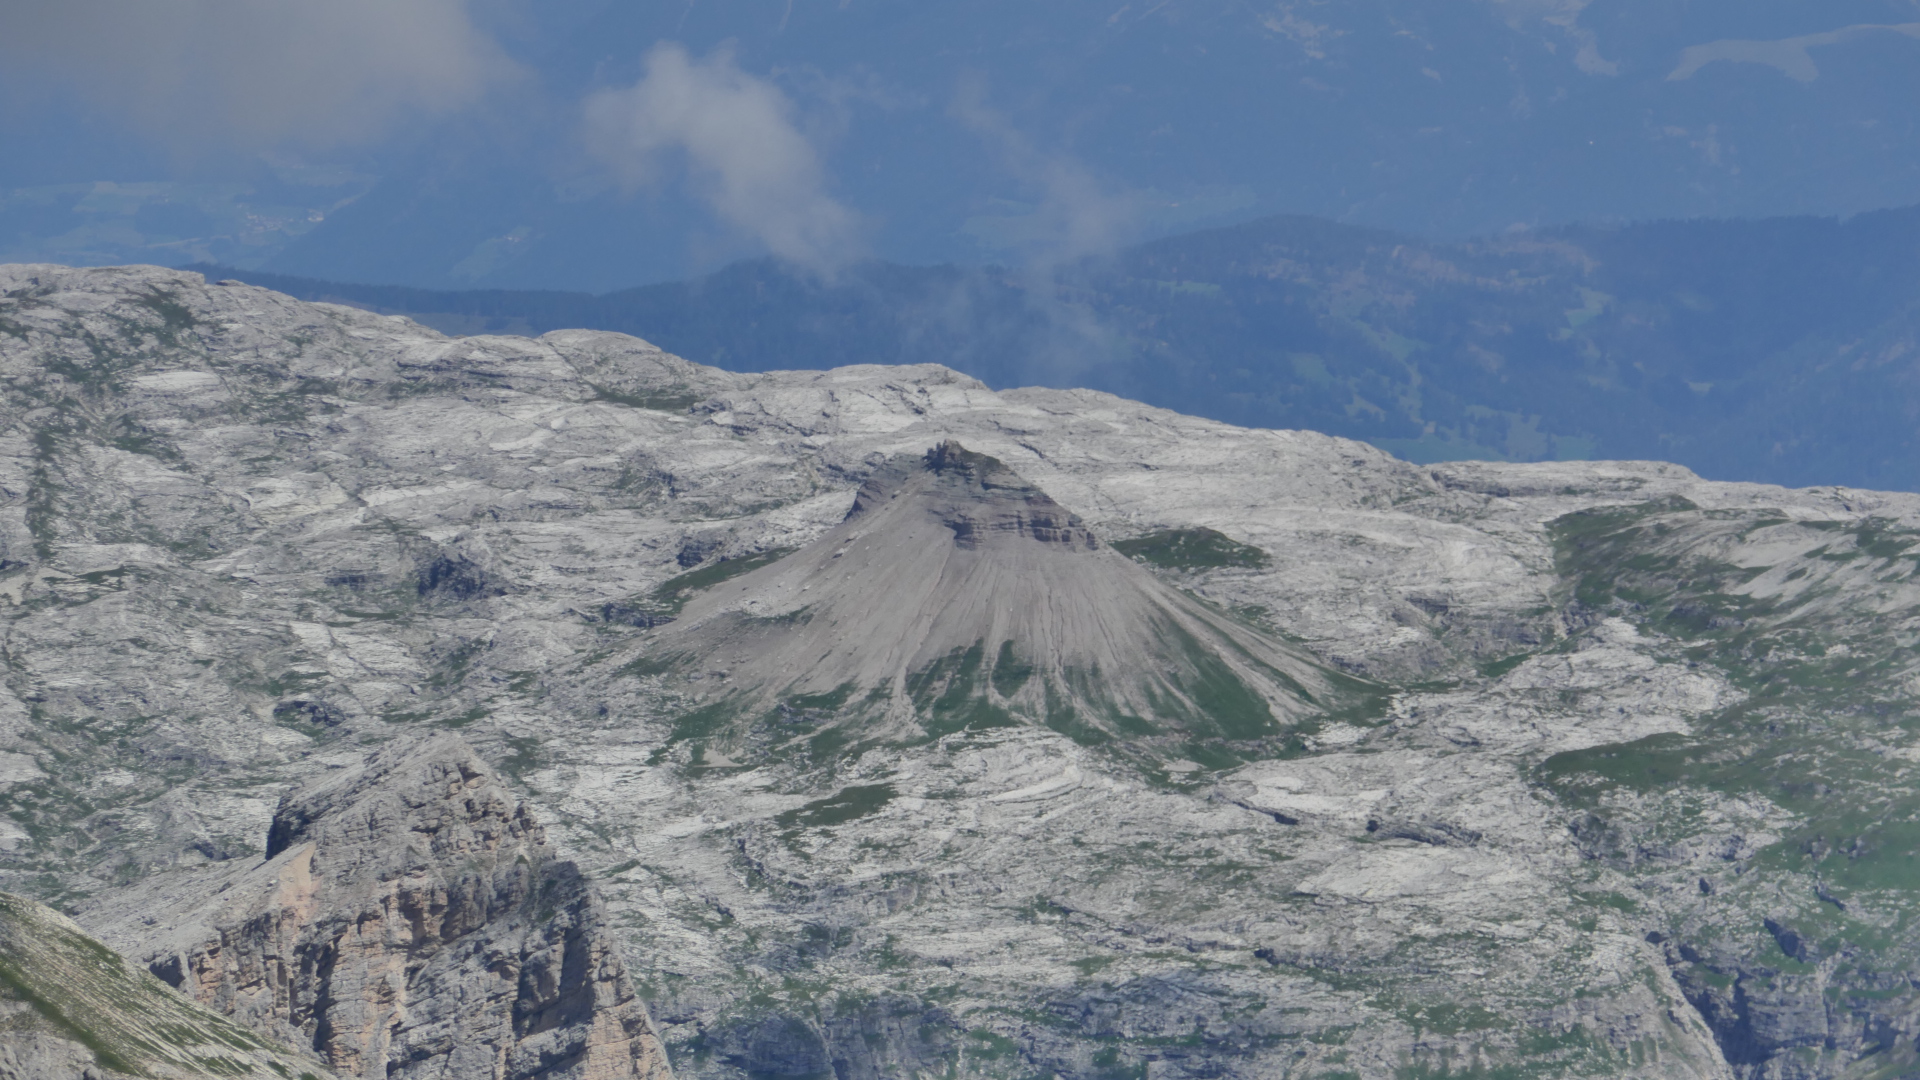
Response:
[0,264,1916,1078]
[84,734,670,1080]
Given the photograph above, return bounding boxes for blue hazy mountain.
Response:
[189,202,1920,491]
[14,1,1920,290]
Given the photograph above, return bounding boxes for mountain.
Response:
[189,203,1920,490]
[83,734,671,1080]
[6,263,1920,1078]
[634,440,1351,767]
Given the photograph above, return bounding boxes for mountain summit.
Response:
[639,441,1345,765]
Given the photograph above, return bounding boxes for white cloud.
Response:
[925,79,1150,389]
[581,43,865,273]
[1669,23,1920,84]
[950,78,1145,267]
[0,0,515,150]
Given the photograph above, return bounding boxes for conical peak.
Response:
[639,441,1346,766]
[847,441,1097,551]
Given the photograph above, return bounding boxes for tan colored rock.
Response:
[92,735,670,1080]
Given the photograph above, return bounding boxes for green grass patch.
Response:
[647,548,794,615]
[991,639,1034,698]
[1537,733,1696,806]
[591,384,707,412]
[1113,527,1270,571]
[909,641,1022,738]
[1478,653,1532,680]
[1158,620,1279,740]
[784,683,857,712]
[777,784,896,828]
[669,700,744,743]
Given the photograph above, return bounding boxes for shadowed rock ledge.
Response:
[85,735,670,1080]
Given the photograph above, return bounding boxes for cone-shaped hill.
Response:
[634,442,1363,766]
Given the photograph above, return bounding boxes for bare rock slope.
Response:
[0,264,1918,1078]
[646,439,1348,763]
[85,735,670,1080]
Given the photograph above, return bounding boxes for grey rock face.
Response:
[1,263,1918,1079]
[858,440,1099,550]
[85,735,670,1080]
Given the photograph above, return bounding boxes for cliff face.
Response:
[0,890,340,1080]
[90,735,669,1080]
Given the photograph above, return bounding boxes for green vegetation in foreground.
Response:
[1149,619,1281,740]
[590,384,708,412]
[0,891,330,1078]
[776,784,897,829]
[1113,528,1271,571]
[990,640,1034,698]
[907,640,1021,739]
[605,549,798,632]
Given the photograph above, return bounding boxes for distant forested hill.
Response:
[186,205,1920,492]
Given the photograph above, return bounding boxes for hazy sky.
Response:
[4,0,1920,289]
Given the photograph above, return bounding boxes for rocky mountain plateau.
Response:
[1,264,1919,1080]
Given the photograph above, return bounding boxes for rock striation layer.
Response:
[87,735,669,1080]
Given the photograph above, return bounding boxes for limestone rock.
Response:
[2,264,1918,1078]
[87,735,670,1080]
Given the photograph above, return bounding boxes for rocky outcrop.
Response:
[90,735,669,1080]
[0,891,339,1080]
[855,440,1100,551]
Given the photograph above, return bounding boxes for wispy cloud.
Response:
[0,0,516,151]
[1668,23,1920,84]
[940,78,1144,387]
[1482,0,1618,75]
[950,76,1146,268]
[581,43,866,274]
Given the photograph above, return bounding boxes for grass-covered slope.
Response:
[1540,498,1920,1077]
[0,891,335,1080]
